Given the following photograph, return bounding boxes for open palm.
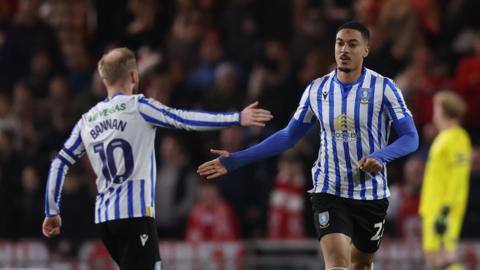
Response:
[197,149,231,179]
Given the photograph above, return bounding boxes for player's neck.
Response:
[106,86,132,100]
[438,119,459,131]
[336,67,363,84]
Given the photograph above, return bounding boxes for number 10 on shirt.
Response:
[93,138,134,184]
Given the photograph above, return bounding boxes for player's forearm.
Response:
[368,116,419,163]
[139,98,240,130]
[44,156,71,217]
[171,110,240,131]
[220,119,312,172]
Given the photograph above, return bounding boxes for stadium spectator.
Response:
[155,135,198,240]
[454,30,480,132]
[15,165,44,239]
[186,182,239,242]
[387,156,424,239]
[267,153,306,240]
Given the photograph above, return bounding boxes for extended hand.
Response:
[240,101,273,127]
[358,157,382,174]
[197,149,230,179]
[42,215,62,238]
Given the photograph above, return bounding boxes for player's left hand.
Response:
[240,101,273,127]
[42,215,62,238]
[358,157,382,174]
[434,206,450,236]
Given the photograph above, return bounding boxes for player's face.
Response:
[335,29,369,73]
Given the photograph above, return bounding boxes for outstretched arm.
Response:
[197,118,314,179]
[138,97,272,130]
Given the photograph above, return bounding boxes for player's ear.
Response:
[363,45,369,58]
[129,70,136,84]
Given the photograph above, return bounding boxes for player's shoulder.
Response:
[433,128,464,151]
[364,68,387,80]
[307,71,336,91]
[312,70,336,84]
[81,94,144,123]
[364,68,399,88]
[445,127,472,146]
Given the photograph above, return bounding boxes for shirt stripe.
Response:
[140,180,146,216]
[341,85,354,198]
[367,75,378,199]
[97,193,105,223]
[354,84,366,200]
[327,81,342,196]
[150,152,155,209]
[128,181,134,218]
[114,185,122,219]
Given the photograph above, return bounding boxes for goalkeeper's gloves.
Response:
[434,206,450,236]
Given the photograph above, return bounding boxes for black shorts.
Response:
[97,217,161,270]
[310,193,389,253]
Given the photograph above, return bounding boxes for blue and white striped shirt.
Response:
[220,67,418,200]
[295,68,411,199]
[45,93,240,223]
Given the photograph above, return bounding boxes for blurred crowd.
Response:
[0,0,480,259]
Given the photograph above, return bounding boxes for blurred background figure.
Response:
[185,181,239,242]
[14,165,44,239]
[420,91,472,270]
[387,155,424,240]
[267,153,306,240]
[155,135,198,240]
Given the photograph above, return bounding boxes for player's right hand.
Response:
[197,149,230,179]
[42,215,62,238]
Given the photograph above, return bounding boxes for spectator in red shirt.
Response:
[455,31,480,128]
[267,153,306,240]
[186,182,239,242]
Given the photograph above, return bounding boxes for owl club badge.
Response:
[359,88,371,104]
[318,211,330,229]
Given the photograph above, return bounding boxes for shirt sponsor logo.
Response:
[88,103,126,122]
[333,114,358,142]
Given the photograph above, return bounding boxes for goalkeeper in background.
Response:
[420,91,472,270]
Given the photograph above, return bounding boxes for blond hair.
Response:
[97,47,137,86]
[434,90,467,120]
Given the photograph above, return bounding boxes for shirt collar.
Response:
[103,92,126,102]
[333,67,367,88]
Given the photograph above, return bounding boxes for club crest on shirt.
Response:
[318,211,330,228]
[359,88,372,104]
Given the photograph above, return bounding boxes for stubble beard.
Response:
[338,67,352,73]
